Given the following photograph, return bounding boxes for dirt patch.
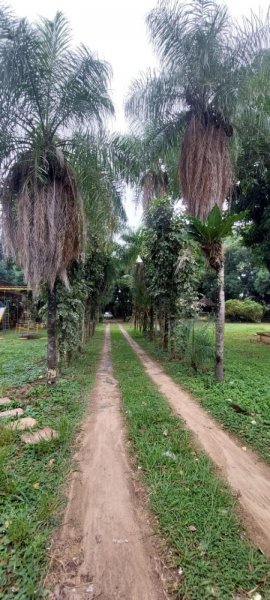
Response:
[121,326,270,556]
[46,326,168,599]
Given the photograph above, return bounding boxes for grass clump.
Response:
[130,323,270,463]
[0,328,104,599]
[111,327,270,599]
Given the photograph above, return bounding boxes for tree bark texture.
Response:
[163,311,169,352]
[169,316,176,360]
[47,284,58,384]
[149,304,154,340]
[215,258,225,382]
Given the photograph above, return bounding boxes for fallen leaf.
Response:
[163,450,177,460]
[32,482,40,489]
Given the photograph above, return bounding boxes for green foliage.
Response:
[56,262,89,361]
[189,206,246,243]
[175,319,214,369]
[112,327,270,599]
[0,245,24,285]
[233,123,270,272]
[176,247,200,318]
[142,197,186,315]
[225,299,264,322]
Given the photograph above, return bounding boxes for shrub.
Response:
[225,299,263,322]
[175,319,214,369]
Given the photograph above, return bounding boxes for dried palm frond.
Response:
[180,114,232,220]
[141,169,168,210]
[201,240,223,271]
[1,150,85,294]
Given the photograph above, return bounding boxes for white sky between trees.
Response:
[8,0,270,228]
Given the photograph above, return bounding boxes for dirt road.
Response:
[48,326,166,600]
[120,326,270,555]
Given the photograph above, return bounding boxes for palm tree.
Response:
[126,0,270,379]
[126,0,270,220]
[0,10,114,382]
[189,206,245,380]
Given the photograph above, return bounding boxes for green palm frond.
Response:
[188,205,246,270]
[126,69,185,128]
[0,10,114,163]
[189,205,247,243]
[71,131,126,237]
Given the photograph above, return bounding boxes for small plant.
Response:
[226,299,264,322]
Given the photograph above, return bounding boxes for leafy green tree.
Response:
[0,245,24,285]
[142,197,186,355]
[233,137,270,273]
[0,10,113,381]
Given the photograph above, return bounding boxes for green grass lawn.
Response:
[129,323,270,463]
[0,328,104,600]
[0,330,47,395]
[111,327,270,599]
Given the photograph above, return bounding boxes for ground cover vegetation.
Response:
[130,323,270,463]
[0,328,104,599]
[111,327,270,599]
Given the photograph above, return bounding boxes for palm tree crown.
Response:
[126,0,270,220]
[0,10,114,292]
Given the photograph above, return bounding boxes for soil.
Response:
[120,326,270,556]
[47,326,168,600]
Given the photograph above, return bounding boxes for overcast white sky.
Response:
[8,0,270,228]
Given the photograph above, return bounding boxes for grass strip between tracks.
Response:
[111,326,270,600]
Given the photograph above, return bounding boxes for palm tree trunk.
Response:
[215,258,225,382]
[169,316,176,359]
[143,311,148,334]
[163,311,169,352]
[47,284,58,384]
[149,304,154,340]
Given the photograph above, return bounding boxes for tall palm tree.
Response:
[0,9,114,381]
[126,0,270,220]
[126,0,270,380]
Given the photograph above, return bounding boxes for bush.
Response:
[225,299,263,322]
[175,319,214,369]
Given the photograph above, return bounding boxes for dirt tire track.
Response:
[47,326,167,600]
[120,325,270,556]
